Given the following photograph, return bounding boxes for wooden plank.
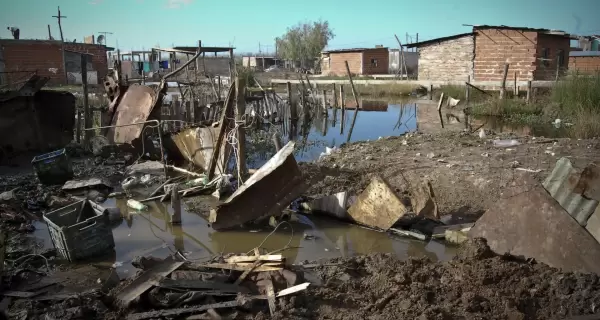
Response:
[157,278,247,293]
[202,263,282,272]
[225,255,283,264]
[276,283,310,297]
[207,85,235,180]
[266,280,276,316]
[1,291,44,298]
[347,176,408,230]
[116,260,184,307]
[127,300,239,320]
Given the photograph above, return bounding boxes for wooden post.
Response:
[465,75,470,103]
[272,132,282,151]
[82,54,92,145]
[345,61,361,143]
[287,82,296,120]
[437,92,445,129]
[526,80,533,103]
[555,56,560,82]
[208,85,235,180]
[322,89,327,112]
[332,83,338,127]
[513,72,518,97]
[47,24,52,40]
[499,63,509,99]
[332,83,338,108]
[340,84,345,134]
[429,84,433,100]
[217,75,222,100]
[170,184,182,224]
[235,76,248,179]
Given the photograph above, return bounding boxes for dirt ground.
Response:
[269,238,600,320]
[301,130,600,218]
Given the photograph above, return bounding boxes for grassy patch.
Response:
[348,83,418,98]
[472,72,600,138]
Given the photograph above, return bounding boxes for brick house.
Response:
[569,51,600,74]
[0,39,113,86]
[320,47,389,76]
[406,25,572,82]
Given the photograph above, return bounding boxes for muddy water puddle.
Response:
[33,195,456,278]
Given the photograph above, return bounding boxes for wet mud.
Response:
[271,238,600,320]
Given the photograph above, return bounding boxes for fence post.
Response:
[499,63,509,99]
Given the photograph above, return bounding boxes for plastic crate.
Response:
[31,148,73,185]
[43,200,115,262]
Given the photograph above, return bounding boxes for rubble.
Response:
[347,175,408,230]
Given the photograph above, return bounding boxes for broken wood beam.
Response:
[207,84,236,180]
[116,260,184,308]
[202,263,282,273]
[127,301,239,320]
[225,254,283,264]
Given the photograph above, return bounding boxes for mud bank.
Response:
[272,239,600,320]
[302,131,600,217]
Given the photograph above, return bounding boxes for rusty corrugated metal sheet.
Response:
[106,84,159,144]
[169,126,231,175]
[542,157,599,226]
[209,141,307,230]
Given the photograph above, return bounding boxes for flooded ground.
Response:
[32,195,456,278]
[246,97,566,167]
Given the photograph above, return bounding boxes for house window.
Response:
[557,49,565,67]
[541,48,550,67]
[371,58,378,67]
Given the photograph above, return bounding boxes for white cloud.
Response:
[166,0,192,9]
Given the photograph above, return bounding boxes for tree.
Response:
[276,20,334,69]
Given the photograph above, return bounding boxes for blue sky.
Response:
[1,0,599,54]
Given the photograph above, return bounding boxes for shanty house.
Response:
[320,47,389,76]
[0,39,113,86]
[406,25,572,82]
[569,51,600,74]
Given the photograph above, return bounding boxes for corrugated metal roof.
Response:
[543,157,599,226]
[570,51,600,57]
[322,47,388,54]
[404,33,474,48]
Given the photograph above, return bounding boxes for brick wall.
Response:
[0,40,64,85]
[361,48,389,75]
[569,56,600,74]
[324,52,362,76]
[0,40,109,86]
[417,35,474,82]
[474,29,538,81]
[533,34,571,80]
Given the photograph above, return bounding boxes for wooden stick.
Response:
[207,84,235,180]
[465,82,491,96]
[513,71,518,97]
[526,80,532,103]
[235,76,248,179]
[166,165,203,177]
[499,63,509,99]
[345,61,361,143]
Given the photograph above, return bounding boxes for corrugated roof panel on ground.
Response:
[542,157,599,226]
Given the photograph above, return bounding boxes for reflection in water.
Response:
[247,99,418,168]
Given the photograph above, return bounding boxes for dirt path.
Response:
[301,131,600,217]
[269,238,600,320]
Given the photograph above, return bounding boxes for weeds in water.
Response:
[472,72,600,138]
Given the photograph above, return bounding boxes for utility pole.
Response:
[52,7,68,83]
[98,31,113,46]
[52,7,66,42]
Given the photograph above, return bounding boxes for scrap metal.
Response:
[542,157,600,226]
[469,183,600,274]
[209,141,307,230]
